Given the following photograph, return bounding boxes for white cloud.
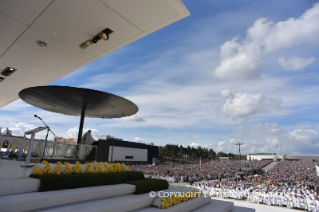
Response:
[289,129,317,141]
[66,127,100,140]
[278,57,315,71]
[219,89,281,119]
[190,142,199,147]
[133,137,146,143]
[9,122,36,136]
[214,3,319,79]
[214,37,262,80]
[183,132,200,140]
[217,141,226,152]
[123,113,145,122]
[7,122,52,140]
[231,123,319,155]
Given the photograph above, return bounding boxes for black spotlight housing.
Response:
[92,35,101,44]
[92,28,114,43]
[79,28,114,49]
[1,67,17,77]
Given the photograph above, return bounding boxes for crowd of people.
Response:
[130,160,270,183]
[131,160,319,210]
[184,161,319,211]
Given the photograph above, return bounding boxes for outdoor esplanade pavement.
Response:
[0,160,255,212]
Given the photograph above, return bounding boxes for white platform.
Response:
[0,160,33,180]
[192,199,233,212]
[0,184,135,212]
[0,177,40,197]
[132,195,211,212]
[0,161,255,212]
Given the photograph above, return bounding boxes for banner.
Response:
[316,165,319,176]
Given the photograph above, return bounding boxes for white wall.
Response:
[108,146,147,162]
[248,154,319,161]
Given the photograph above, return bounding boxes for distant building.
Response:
[96,136,158,164]
[219,157,229,161]
[247,153,319,161]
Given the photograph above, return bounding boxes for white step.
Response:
[0,160,33,180]
[231,205,255,212]
[191,199,234,212]
[37,186,182,212]
[133,195,210,212]
[0,178,40,197]
[0,183,135,212]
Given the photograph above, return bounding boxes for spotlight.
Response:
[79,28,113,49]
[92,35,101,44]
[79,40,93,49]
[37,40,47,47]
[101,28,113,40]
[1,67,17,77]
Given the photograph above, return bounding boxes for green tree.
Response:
[216,151,227,158]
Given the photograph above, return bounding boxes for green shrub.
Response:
[31,171,144,192]
[126,178,169,194]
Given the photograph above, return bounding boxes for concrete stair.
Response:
[132,195,211,212]
[0,177,40,196]
[0,184,136,212]
[231,205,255,212]
[0,161,255,212]
[0,183,247,212]
[192,199,233,212]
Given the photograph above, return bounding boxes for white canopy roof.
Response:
[0,0,190,108]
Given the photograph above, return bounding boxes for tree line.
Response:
[159,144,246,162]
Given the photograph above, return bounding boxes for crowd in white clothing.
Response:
[132,160,319,210]
[185,161,319,211]
[186,181,319,211]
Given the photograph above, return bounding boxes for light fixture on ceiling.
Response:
[37,40,47,47]
[80,28,113,49]
[1,67,17,77]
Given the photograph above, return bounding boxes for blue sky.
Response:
[1,0,319,155]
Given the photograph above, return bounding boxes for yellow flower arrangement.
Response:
[152,188,201,209]
[31,160,130,176]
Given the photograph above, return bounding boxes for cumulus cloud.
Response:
[219,89,281,119]
[289,129,317,141]
[231,123,319,155]
[278,57,315,71]
[214,37,262,80]
[133,137,146,143]
[123,114,145,122]
[214,3,319,79]
[6,122,53,140]
[66,127,100,140]
[217,141,226,152]
[183,132,201,140]
[190,142,199,147]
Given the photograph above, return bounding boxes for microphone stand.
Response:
[34,115,56,160]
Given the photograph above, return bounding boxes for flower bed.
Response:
[31,160,130,175]
[30,160,144,192]
[152,188,200,209]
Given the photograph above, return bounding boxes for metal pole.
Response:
[41,128,50,160]
[111,139,114,163]
[77,110,85,144]
[236,143,244,172]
